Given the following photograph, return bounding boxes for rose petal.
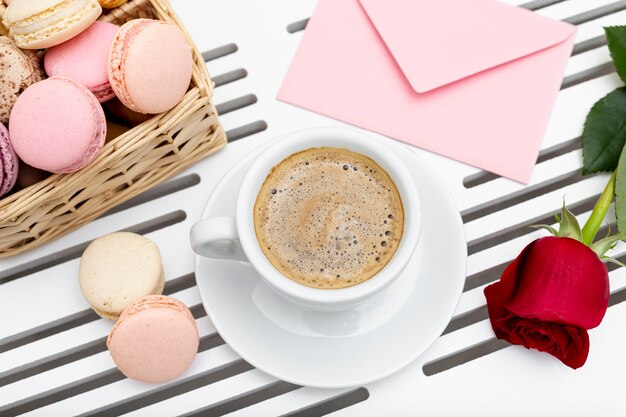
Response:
[504,237,609,329]
[499,316,522,345]
[561,325,589,369]
[547,324,589,369]
[512,318,554,351]
[518,321,553,350]
[550,324,571,358]
[505,317,590,369]
[484,242,536,338]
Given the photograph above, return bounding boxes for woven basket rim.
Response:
[0,0,216,214]
[0,0,227,258]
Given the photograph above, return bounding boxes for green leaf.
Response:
[582,88,626,174]
[557,202,582,241]
[603,256,626,269]
[589,233,626,258]
[605,26,626,84]
[529,224,558,236]
[617,143,626,233]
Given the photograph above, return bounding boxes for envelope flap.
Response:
[358,0,576,93]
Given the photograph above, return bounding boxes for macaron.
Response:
[0,36,43,124]
[45,21,119,103]
[98,0,126,8]
[9,76,106,173]
[108,19,193,114]
[107,295,199,383]
[0,123,18,197]
[2,0,102,49]
[79,232,165,320]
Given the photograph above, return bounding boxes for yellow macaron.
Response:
[2,0,102,49]
[98,0,127,9]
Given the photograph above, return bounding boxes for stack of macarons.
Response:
[80,232,200,383]
[0,0,193,198]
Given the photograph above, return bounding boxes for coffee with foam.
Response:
[253,147,404,289]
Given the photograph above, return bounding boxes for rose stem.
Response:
[582,171,616,245]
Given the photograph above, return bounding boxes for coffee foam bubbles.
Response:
[254,147,404,289]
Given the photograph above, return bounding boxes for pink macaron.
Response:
[107,295,199,383]
[0,123,18,196]
[108,19,193,114]
[9,77,106,173]
[45,21,119,103]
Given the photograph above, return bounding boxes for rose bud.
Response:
[484,236,609,369]
[484,198,621,369]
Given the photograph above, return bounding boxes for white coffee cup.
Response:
[190,127,421,311]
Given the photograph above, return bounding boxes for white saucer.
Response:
[195,137,467,388]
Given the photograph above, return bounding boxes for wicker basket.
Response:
[0,0,227,258]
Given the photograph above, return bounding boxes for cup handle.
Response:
[190,217,248,262]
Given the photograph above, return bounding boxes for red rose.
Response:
[484,236,609,369]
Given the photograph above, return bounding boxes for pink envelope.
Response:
[278,0,576,183]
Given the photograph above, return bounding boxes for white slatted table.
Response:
[1,0,625,415]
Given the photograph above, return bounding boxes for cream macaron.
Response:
[2,0,102,49]
[0,36,43,124]
[79,232,165,320]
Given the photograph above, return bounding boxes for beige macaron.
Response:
[2,0,102,49]
[0,36,43,124]
[79,232,165,320]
